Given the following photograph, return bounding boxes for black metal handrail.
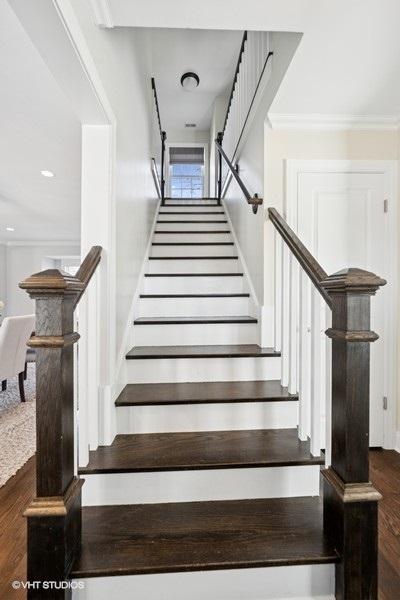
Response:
[221,31,248,137]
[215,139,263,214]
[151,77,167,204]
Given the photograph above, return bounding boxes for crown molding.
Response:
[267,113,400,131]
[88,0,114,28]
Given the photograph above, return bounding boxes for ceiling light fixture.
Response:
[180,72,200,91]
[41,170,54,178]
[6,227,15,232]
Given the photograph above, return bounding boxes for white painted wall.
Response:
[223,32,301,344]
[4,243,80,316]
[0,244,6,313]
[68,2,158,360]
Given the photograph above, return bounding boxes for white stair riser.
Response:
[73,565,335,600]
[156,221,229,231]
[116,400,296,433]
[153,233,231,243]
[147,258,239,274]
[82,465,319,506]
[143,275,244,294]
[158,212,225,220]
[138,296,250,317]
[133,322,258,346]
[126,356,281,384]
[151,244,236,257]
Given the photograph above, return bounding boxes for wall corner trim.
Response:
[267,113,400,131]
[88,0,114,28]
[395,431,400,454]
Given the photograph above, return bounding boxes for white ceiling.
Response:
[144,28,242,132]
[0,0,81,243]
[101,0,400,118]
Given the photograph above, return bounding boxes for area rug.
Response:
[0,364,36,487]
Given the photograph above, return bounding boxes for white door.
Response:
[295,169,389,447]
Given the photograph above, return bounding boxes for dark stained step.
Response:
[152,242,234,246]
[157,220,228,224]
[71,497,338,578]
[115,379,296,406]
[126,344,280,360]
[159,211,225,214]
[154,230,230,234]
[79,429,321,475]
[140,293,250,298]
[163,203,220,207]
[148,256,238,260]
[134,316,258,325]
[144,273,243,277]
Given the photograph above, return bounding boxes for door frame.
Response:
[285,159,397,450]
[165,141,209,197]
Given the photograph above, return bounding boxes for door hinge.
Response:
[384,199,389,213]
[383,396,388,410]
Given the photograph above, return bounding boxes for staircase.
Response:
[71,197,337,598]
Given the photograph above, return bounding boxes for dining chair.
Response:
[0,315,35,402]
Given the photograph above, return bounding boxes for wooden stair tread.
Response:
[144,273,243,277]
[139,293,250,298]
[126,344,280,359]
[79,429,319,474]
[148,256,238,260]
[157,220,228,223]
[154,230,230,234]
[71,497,337,578]
[159,211,225,214]
[134,316,257,325]
[115,379,296,406]
[163,203,220,207]
[152,242,234,246]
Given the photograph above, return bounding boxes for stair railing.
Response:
[215,136,263,214]
[269,206,384,599]
[216,30,273,204]
[20,245,102,598]
[151,77,167,205]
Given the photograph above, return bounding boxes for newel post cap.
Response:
[19,269,84,296]
[320,268,386,295]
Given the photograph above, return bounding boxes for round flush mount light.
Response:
[41,170,54,178]
[180,72,200,91]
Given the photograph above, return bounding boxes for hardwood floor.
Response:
[0,456,35,600]
[0,451,399,598]
[370,450,400,599]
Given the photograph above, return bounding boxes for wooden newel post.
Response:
[320,268,386,600]
[20,269,84,599]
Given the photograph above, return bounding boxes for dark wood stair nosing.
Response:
[151,242,234,246]
[144,273,244,277]
[116,380,298,406]
[133,316,258,325]
[125,345,281,360]
[139,293,250,298]
[154,231,231,234]
[157,220,228,224]
[148,256,238,260]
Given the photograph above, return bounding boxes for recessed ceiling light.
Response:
[6,227,15,232]
[41,170,54,178]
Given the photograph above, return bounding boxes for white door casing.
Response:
[285,160,397,449]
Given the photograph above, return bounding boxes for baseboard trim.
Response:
[395,431,400,453]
